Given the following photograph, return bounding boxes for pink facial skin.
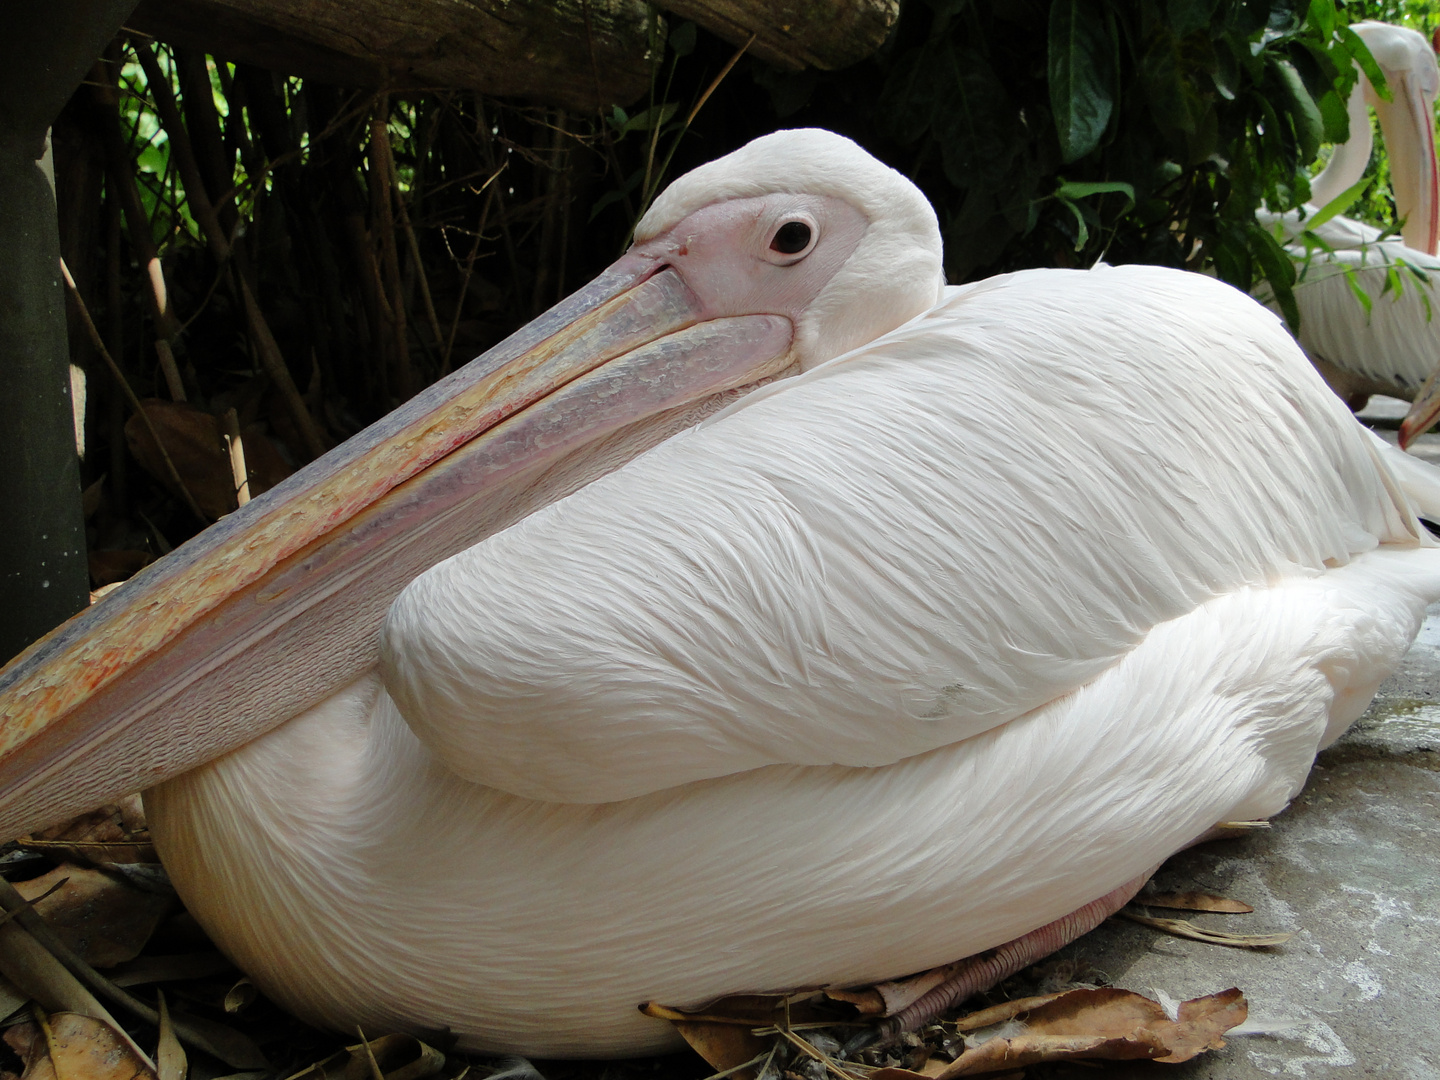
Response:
[617,194,870,344]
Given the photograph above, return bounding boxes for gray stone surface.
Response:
[1035,417,1440,1076]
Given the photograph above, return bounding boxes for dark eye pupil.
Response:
[771,221,812,255]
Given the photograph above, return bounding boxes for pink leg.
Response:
[878,871,1153,1036]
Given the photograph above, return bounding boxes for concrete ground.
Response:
[1038,401,1440,1078]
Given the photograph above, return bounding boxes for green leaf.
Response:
[1056,179,1136,204]
[1055,194,1090,250]
[1168,0,1217,36]
[618,102,679,135]
[1315,87,1350,144]
[1048,0,1116,163]
[1211,39,1239,100]
[1344,268,1374,319]
[1267,56,1323,164]
[669,20,697,58]
[932,41,1024,187]
[1249,222,1301,330]
[1301,175,1371,233]
[877,44,939,145]
[1306,0,1335,42]
[1337,24,1390,102]
[1141,31,1194,136]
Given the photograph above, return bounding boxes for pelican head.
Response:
[634,129,944,368]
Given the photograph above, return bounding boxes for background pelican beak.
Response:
[1400,359,1440,449]
[1372,67,1440,256]
[0,256,794,840]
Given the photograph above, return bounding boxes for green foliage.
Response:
[850,0,1376,303]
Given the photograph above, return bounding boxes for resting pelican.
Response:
[4,129,1440,1056]
[1259,21,1440,440]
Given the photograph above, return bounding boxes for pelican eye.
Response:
[770,221,813,255]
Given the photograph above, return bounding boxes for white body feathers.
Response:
[148,264,1440,1055]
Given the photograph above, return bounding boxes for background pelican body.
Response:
[9,130,1440,1057]
[1258,21,1440,415]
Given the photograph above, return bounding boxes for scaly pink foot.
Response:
[879,871,1153,1035]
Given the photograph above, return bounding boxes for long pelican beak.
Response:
[1371,63,1440,256]
[0,257,795,839]
[1377,39,1440,447]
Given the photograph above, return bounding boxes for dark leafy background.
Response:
[52,0,1437,583]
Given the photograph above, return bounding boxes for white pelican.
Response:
[1258,21,1440,441]
[4,129,1440,1057]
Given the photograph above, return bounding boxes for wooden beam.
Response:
[127,0,656,111]
[655,0,898,70]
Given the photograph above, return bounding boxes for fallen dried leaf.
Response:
[14,866,173,968]
[1138,892,1253,914]
[108,953,234,990]
[0,919,152,1069]
[671,1020,769,1080]
[222,979,256,1015]
[18,1011,156,1080]
[17,841,160,867]
[643,995,845,1080]
[822,987,885,1016]
[869,987,1245,1077]
[0,973,26,1022]
[156,992,187,1080]
[280,1034,444,1080]
[1120,911,1290,948]
[3,1021,37,1059]
[27,802,147,847]
[0,878,263,1070]
[949,994,1071,1033]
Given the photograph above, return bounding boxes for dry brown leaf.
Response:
[643,994,844,1080]
[109,954,234,990]
[867,987,1245,1077]
[27,804,146,848]
[222,979,256,1015]
[18,841,160,867]
[822,986,885,1016]
[943,1032,1164,1076]
[156,993,187,1080]
[4,1022,38,1059]
[14,866,174,968]
[641,999,777,1079]
[1120,911,1290,948]
[0,972,27,1023]
[125,400,292,520]
[949,993,1072,1033]
[1139,892,1254,914]
[18,1012,156,1080]
[280,1034,444,1080]
[0,919,145,1063]
[672,1022,771,1080]
[1154,987,1249,1063]
[641,994,835,1028]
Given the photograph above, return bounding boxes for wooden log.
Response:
[654,0,898,70]
[127,0,655,110]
